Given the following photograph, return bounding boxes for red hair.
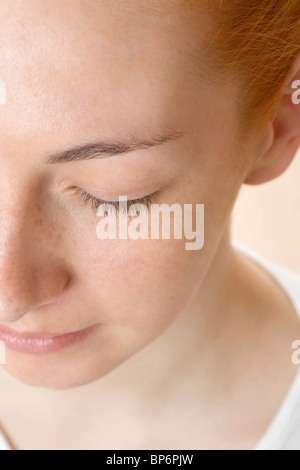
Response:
[179,1,300,133]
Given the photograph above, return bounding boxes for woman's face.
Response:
[0,0,251,388]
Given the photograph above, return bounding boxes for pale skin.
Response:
[0,0,299,450]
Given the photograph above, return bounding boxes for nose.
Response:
[0,190,70,324]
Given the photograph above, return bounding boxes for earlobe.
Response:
[245,56,300,186]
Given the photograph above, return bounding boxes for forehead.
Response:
[0,1,208,145]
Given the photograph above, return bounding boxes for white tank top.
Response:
[0,242,300,450]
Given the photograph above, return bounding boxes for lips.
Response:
[0,324,97,355]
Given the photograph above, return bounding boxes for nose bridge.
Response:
[0,175,70,323]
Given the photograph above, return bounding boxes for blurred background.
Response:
[232,149,300,274]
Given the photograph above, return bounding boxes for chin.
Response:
[1,349,120,390]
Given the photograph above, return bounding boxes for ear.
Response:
[245,54,300,185]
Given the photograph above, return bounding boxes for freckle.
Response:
[35,203,42,213]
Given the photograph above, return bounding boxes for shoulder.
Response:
[231,243,300,450]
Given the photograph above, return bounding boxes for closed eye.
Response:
[69,186,156,214]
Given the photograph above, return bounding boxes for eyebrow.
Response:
[46,129,185,165]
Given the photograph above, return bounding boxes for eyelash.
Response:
[70,187,156,214]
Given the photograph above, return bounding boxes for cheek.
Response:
[95,247,205,358]
[69,231,206,343]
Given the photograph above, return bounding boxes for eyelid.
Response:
[69,186,157,214]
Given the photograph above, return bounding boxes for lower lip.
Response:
[0,325,97,355]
